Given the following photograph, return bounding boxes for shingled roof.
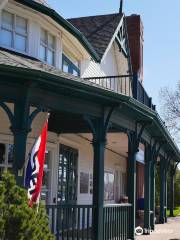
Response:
[68,13,123,60]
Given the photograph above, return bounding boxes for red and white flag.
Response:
[24,120,48,207]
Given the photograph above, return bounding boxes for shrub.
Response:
[0,172,55,240]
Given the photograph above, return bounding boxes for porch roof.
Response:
[0,48,179,163]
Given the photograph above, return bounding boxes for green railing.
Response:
[46,203,132,240]
[103,204,132,240]
[46,204,95,240]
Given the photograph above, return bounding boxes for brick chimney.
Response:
[126,15,144,82]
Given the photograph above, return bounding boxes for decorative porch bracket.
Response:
[169,162,179,217]
[127,120,151,239]
[84,105,115,240]
[0,99,45,184]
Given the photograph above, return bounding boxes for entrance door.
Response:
[57,144,78,205]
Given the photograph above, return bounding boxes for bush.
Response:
[0,172,55,240]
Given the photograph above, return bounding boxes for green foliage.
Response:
[156,166,180,209]
[0,172,55,240]
[174,169,180,207]
[167,206,180,217]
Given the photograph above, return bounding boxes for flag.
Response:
[24,119,48,207]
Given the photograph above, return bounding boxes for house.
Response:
[0,0,179,239]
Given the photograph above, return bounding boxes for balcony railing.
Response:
[46,203,132,240]
[84,75,156,110]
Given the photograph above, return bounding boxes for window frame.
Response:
[0,9,28,53]
[40,28,56,66]
[0,142,14,172]
[62,53,80,77]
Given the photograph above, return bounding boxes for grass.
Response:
[167,206,180,217]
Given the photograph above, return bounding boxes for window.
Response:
[57,144,78,204]
[104,172,114,201]
[115,170,127,202]
[0,143,14,175]
[40,29,55,65]
[62,54,80,77]
[1,10,27,52]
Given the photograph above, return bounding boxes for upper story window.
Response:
[40,29,55,66]
[62,53,80,77]
[1,10,28,52]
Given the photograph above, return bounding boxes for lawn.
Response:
[167,206,180,217]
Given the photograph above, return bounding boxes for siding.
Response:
[81,43,119,78]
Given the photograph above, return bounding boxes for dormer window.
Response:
[1,10,28,52]
[40,29,55,66]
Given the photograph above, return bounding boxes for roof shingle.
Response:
[68,13,122,59]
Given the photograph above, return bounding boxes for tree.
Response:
[159,81,180,141]
[160,81,180,208]
[0,172,55,240]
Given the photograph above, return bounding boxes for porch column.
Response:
[11,98,31,185]
[85,107,114,240]
[159,157,166,224]
[92,123,106,240]
[144,144,151,234]
[169,165,175,217]
[127,133,137,240]
[164,180,167,223]
[150,163,155,230]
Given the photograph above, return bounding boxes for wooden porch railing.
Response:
[84,75,156,110]
[46,203,132,240]
[103,204,132,240]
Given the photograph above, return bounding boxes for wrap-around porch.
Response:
[0,62,179,240]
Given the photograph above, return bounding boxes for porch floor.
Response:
[137,216,180,240]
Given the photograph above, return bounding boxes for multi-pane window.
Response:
[0,143,14,175]
[1,10,28,52]
[57,144,78,204]
[62,54,80,77]
[40,29,55,65]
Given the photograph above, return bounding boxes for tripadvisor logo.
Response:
[135,226,143,236]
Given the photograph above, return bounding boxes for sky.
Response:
[47,0,180,110]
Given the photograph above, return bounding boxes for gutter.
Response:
[14,0,101,62]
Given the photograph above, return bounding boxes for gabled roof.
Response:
[68,13,123,60]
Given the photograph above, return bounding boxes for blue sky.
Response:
[47,0,180,109]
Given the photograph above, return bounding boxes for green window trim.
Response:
[62,53,80,77]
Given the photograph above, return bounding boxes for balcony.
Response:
[46,203,132,240]
[84,75,156,110]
